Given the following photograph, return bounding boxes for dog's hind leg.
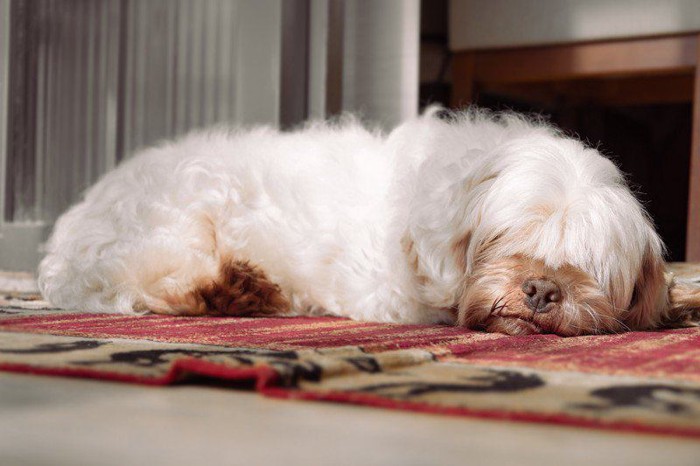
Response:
[40,204,290,317]
[134,211,291,317]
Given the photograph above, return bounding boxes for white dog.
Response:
[38,108,700,335]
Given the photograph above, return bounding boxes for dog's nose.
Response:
[522,279,561,313]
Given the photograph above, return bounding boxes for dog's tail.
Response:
[144,257,290,317]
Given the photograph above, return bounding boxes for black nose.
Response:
[522,279,561,313]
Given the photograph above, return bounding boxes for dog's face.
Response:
[457,253,665,336]
[444,133,700,336]
[458,255,614,335]
[457,248,700,336]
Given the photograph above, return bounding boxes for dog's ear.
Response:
[665,277,700,327]
[624,250,668,329]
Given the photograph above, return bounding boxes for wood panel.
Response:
[452,34,697,85]
[450,51,474,107]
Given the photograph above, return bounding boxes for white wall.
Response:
[450,0,700,50]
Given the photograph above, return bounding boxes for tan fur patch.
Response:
[452,232,471,271]
[401,235,429,286]
[400,236,414,255]
[666,280,700,327]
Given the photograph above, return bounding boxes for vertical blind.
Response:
[0,0,419,271]
[4,0,281,226]
[6,0,283,225]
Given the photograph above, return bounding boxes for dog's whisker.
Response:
[489,296,505,316]
[606,315,631,333]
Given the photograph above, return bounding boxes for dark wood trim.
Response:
[5,0,39,221]
[477,74,694,107]
[450,51,474,108]
[115,0,129,162]
[280,0,310,129]
[687,33,700,261]
[325,0,344,117]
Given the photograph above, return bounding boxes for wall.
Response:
[450,0,700,50]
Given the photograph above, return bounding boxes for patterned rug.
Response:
[1,265,700,439]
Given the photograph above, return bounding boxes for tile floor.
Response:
[1,371,699,466]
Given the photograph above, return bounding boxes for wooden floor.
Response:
[2,372,699,466]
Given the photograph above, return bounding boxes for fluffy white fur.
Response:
[38,108,700,335]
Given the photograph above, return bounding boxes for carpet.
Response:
[1,265,700,439]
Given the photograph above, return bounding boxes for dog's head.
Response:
[453,136,700,336]
[457,248,700,336]
[400,111,700,336]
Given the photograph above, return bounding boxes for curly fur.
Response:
[38,108,700,335]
